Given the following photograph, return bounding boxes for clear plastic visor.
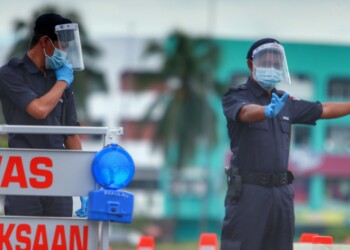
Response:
[55,23,84,71]
[252,43,291,84]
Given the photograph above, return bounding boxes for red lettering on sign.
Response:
[0,223,14,249]
[70,225,88,250]
[1,156,28,188]
[52,225,67,250]
[29,157,53,189]
[0,223,89,249]
[0,156,53,189]
[33,224,48,250]
[16,223,31,250]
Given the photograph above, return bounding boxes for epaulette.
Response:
[229,84,247,91]
[8,58,23,67]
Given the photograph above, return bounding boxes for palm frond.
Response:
[140,31,222,169]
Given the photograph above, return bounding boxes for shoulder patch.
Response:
[289,96,300,101]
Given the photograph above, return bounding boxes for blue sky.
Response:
[1,0,350,46]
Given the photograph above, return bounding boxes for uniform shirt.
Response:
[222,77,323,174]
[0,54,79,149]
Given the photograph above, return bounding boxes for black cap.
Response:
[33,13,72,41]
[246,38,280,60]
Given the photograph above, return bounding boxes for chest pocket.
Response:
[248,120,268,130]
[247,120,270,148]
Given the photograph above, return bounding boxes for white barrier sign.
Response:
[0,148,96,196]
[0,216,99,250]
[294,243,350,250]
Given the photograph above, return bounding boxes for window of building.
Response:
[325,126,350,154]
[325,178,350,203]
[127,169,160,190]
[328,78,350,100]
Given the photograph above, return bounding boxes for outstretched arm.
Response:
[321,102,350,119]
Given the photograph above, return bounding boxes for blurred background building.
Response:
[1,0,350,244]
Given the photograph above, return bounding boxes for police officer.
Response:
[0,13,81,216]
[221,38,350,250]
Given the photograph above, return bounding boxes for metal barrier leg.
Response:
[100,221,110,250]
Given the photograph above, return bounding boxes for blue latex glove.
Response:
[75,196,88,217]
[55,62,74,88]
[264,93,289,118]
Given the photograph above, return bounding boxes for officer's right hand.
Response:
[264,93,289,118]
[55,62,74,88]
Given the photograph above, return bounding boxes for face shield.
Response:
[55,23,84,71]
[252,42,291,86]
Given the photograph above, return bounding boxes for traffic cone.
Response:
[137,235,155,250]
[300,233,319,243]
[198,233,218,250]
[312,235,333,245]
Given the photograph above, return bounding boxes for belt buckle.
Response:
[272,173,288,186]
[260,174,274,186]
[264,174,280,187]
[259,173,289,187]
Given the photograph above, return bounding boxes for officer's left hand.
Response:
[75,196,88,217]
[272,93,289,115]
[55,61,74,88]
[264,93,289,118]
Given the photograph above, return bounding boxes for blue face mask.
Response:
[253,66,282,90]
[43,39,67,69]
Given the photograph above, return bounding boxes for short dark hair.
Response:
[30,13,72,47]
[246,38,280,60]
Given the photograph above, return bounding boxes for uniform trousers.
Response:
[221,184,294,250]
[4,195,73,217]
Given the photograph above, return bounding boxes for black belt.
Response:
[241,171,294,187]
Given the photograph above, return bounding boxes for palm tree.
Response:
[139,31,222,237]
[141,30,220,170]
[5,5,107,121]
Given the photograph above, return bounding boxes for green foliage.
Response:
[324,226,350,242]
[142,31,222,169]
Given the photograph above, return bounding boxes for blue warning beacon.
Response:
[88,143,135,223]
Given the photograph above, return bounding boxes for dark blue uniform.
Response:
[0,54,79,216]
[220,78,322,250]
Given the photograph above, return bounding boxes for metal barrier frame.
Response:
[0,125,124,250]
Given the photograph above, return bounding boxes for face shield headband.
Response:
[252,42,291,86]
[55,23,84,71]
